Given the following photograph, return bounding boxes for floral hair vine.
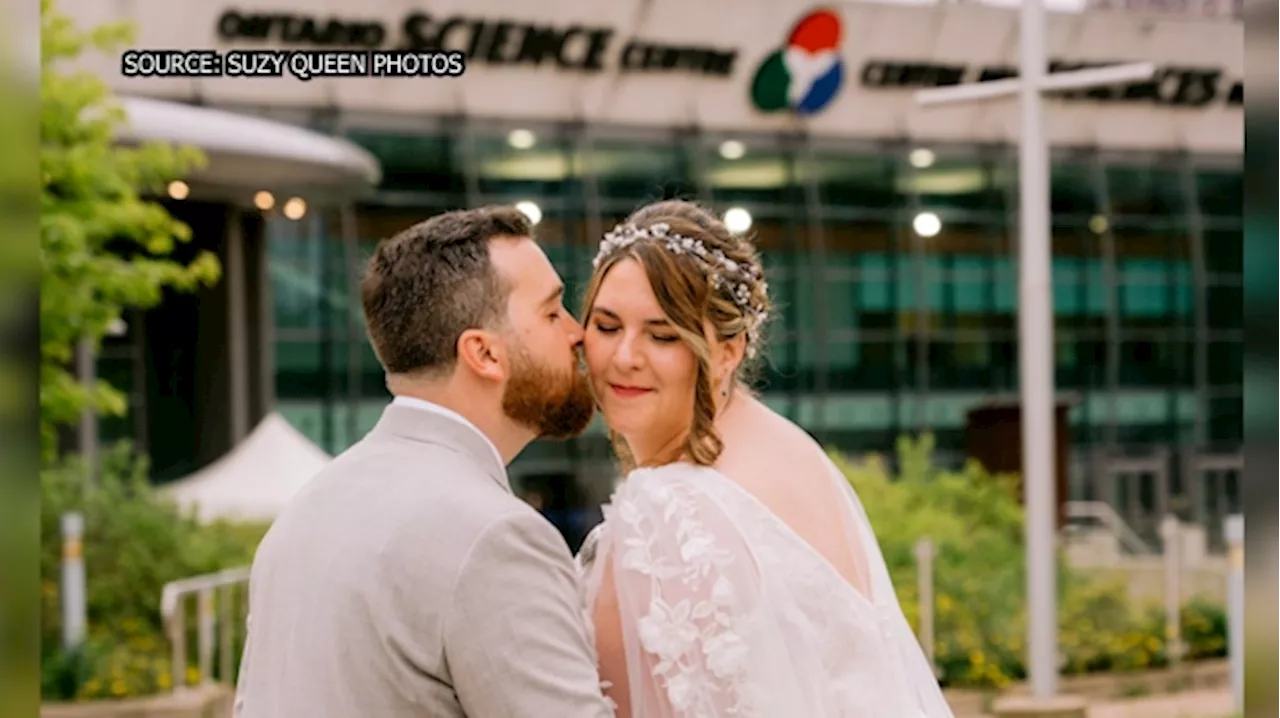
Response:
[593,222,770,356]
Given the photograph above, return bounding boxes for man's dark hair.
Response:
[361,205,533,376]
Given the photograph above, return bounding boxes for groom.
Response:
[234,206,614,717]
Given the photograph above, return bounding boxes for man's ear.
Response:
[456,328,508,383]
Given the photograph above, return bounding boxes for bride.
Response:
[575,200,955,717]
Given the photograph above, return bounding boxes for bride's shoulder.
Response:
[723,402,837,479]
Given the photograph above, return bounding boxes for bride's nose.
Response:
[611,331,644,371]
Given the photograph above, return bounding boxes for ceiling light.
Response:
[913,211,942,238]
[167,181,189,200]
[909,148,936,169]
[723,207,753,235]
[282,197,307,221]
[254,191,275,211]
[507,128,536,150]
[719,140,746,160]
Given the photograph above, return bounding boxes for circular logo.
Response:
[750,9,845,116]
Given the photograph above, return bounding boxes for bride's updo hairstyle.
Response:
[582,200,773,469]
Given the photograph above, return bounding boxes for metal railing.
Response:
[160,566,251,692]
[1086,450,1243,555]
[1064,500,1158,555]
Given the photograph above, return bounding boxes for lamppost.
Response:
[913,0,1156,708]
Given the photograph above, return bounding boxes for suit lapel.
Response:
[369,404,511,493]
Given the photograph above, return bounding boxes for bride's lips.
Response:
[609,384,653,399]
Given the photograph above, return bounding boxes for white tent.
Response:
[163,412,331,524]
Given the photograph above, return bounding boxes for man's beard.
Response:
[501,345,595,439]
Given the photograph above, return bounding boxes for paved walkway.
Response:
[1086,688,1235,718]
[954,688,1235,717]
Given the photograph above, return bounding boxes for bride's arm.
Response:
[591,552,633,717]
[598,469,766,718]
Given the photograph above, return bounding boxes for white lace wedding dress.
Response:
[578,460,954,718]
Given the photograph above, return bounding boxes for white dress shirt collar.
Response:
[391,396,506,469]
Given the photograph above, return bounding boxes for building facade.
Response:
[71,0,1243,548]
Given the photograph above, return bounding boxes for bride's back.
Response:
[713,392,874,600]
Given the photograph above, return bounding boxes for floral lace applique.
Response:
[612,472,754,716]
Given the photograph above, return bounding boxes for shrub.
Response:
[1180,599,1228,660]
[837,434,1228,689]
[41,442,268,700]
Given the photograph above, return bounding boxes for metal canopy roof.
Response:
[116,95,382,205]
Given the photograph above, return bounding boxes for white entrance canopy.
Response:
[163,412,331,524]
[115,95,381,204]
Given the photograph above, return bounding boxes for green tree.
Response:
[40,0,220,464]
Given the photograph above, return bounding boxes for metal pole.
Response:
[219,584,234,683]
[914,538,937,674]
[1160,515,1184,665]
[60,513,86,651]
[198,588,215,685]
[916,62,1157,106]
[910,24,1157,713]
[1224,514,1243,713]
[170,597,186,692]
[1018,0,1058,698]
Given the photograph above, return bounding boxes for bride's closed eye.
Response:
[592,321,678,344]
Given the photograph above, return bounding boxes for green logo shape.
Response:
[750,51,791,113]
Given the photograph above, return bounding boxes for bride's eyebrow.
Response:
[590,306,671,327]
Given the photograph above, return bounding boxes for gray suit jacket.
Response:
[234,403,613,718]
